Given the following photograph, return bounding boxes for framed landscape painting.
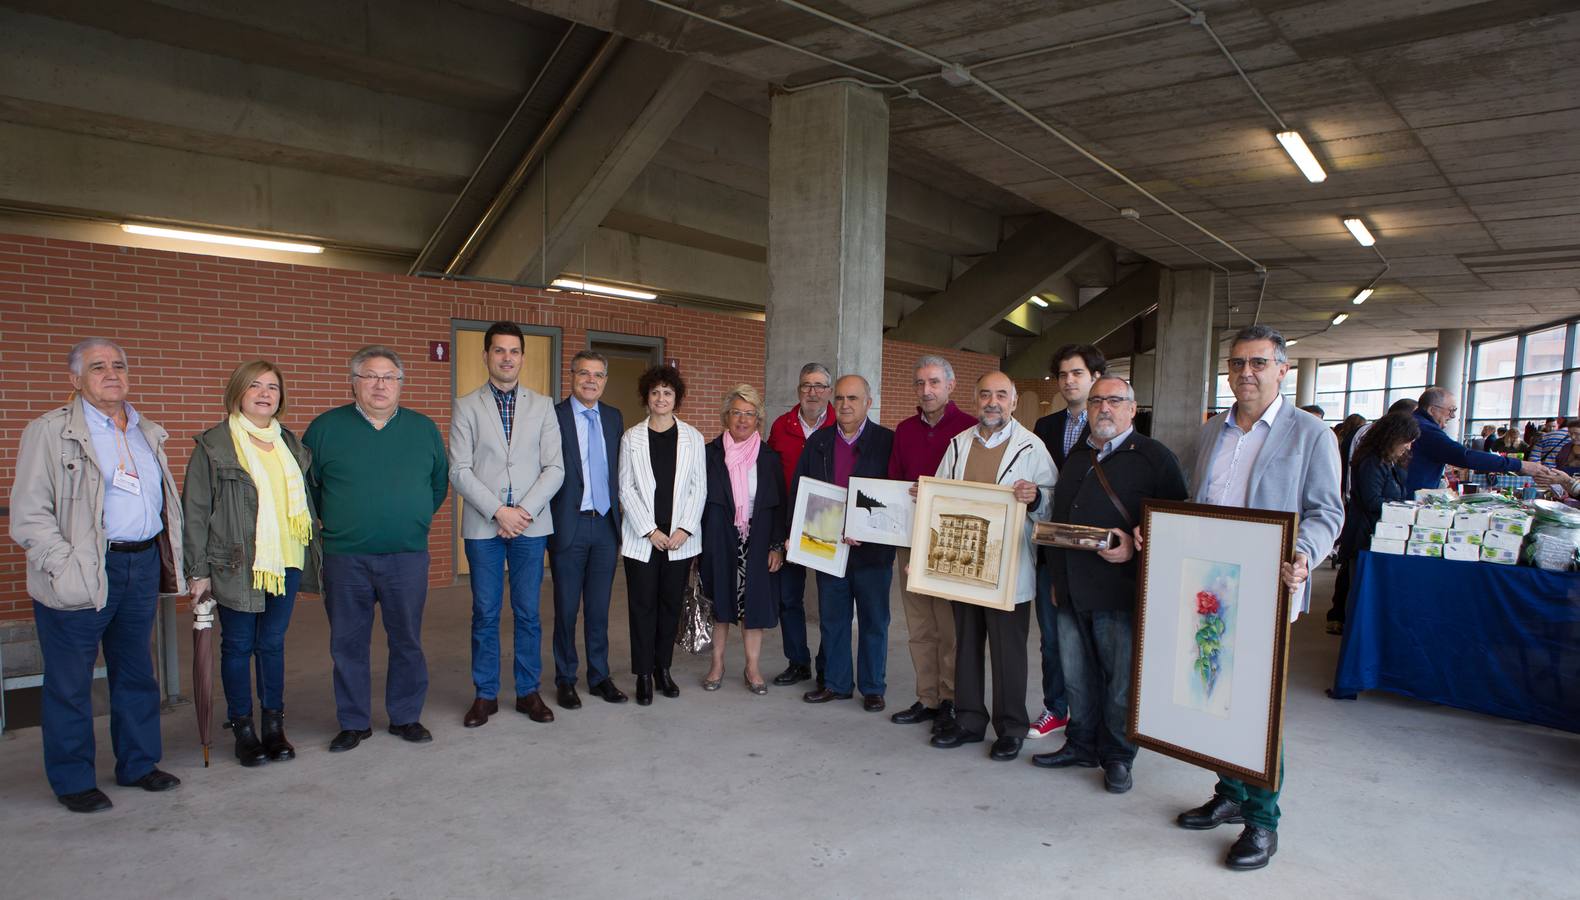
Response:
[905,477,1025,611]
[1130,499,1297,791]
[786,477,849,577]
[844,477,916,547]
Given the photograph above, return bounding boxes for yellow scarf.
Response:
[228,414,312,595]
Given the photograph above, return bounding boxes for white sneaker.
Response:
[1028,708,1069,739]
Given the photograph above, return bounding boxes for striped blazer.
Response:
[618,417,707,562]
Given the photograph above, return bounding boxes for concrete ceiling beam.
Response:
[1003,265,1164,380]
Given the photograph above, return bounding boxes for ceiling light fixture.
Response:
[1275,131,1327,183]
[1331,313,1349,325]
[551,278,658,301]
[1028,296,1049,308]
[121,223,324,254]
[1351,288,1374,305]
[1286,339,1299,347]
[1342,217,1376,247]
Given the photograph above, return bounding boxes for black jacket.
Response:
[1047,431,1188,613]
[1341,455,1408,558]
[1034,408,1091,473]
[549,398,623,553]
[699,437,787,615]
[793,420,896,571]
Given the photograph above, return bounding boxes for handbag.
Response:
[1033,452,1132,552]
[675,559,714,654]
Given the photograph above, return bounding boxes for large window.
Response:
[1467,320,1579,442]
[1211,349,1435,424]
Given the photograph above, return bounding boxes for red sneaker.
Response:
[1028,709,1068,739]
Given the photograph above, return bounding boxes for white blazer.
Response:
[619,417,706,562]
[935,418,1058,605]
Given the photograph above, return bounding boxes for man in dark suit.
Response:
[794,374,896,712]
[1031,375,1188,794]
[1027,343,1104,740]
[548,350,628,708]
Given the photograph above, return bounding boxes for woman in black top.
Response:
[1327,412,1420,633]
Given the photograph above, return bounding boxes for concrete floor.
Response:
[1,566,1577,899]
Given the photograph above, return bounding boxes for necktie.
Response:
[584,408,610,515]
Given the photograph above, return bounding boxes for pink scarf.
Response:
[722,430,760,538]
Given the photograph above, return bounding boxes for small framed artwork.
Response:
[844,477,916,547]
[786,477,849,577]
[906,477,1026,611]
[1130,499,1297,790]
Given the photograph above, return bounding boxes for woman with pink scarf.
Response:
[700,385,788,694]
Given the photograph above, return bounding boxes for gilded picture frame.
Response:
[905,477,1025,611]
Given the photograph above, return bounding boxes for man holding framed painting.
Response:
[925,372,1056,762]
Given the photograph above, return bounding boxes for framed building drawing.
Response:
[905,477,1025,610]
[844,477,915,547]
[786,477,850,577]
[1130,499,1298,791]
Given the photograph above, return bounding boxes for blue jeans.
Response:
[1033,561,1067,717]
[465,535,547,699]
[551,514,618,688]
[217,567,300,719]
[32,545,162,796]
[322,551,431,730]
[1056,603,1136,765]
[815,565,891,696]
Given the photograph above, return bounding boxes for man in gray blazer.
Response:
[1173,324,1342,872]
[449,322,564,728]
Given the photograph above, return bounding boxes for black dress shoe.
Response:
[932,700,957,735]
[772,663,812,686]
[464,697,499,728]
[1177,794,1245,830]
[556,683,583,710]
[802,687,853,703]
[119,768,181,792]
[57,788,113,813]
[989,736,1023,761]
[929,724,984,748]
[329,728,373,752]
[654,669,680,698]
[1103,760,1134,793]
[1031,744,1100,769]
[890,701,937,725]
[862,694,886,712]
[1226,825,1278,870]
[388,722,433,743]
[635,674,654,706]
[590,679,629,703]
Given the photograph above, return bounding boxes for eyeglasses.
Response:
[352,373,403,386]
[247,381,282,394]
[1432,404,1459,416]
[726,409,759,420]
[1226,357,1278,372]
[798,382,831,393]
[1087,395,1131,408]
[574,368,607,379]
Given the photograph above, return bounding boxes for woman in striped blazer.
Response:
[618,365,707,706]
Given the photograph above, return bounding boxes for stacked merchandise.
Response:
[1368,497,1536,567]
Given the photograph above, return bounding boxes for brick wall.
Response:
[0,235,996,620]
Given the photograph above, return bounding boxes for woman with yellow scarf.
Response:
[182,361,320,767]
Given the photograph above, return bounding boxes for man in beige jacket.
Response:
[9,338,185,813]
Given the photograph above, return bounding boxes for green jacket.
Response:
[181,422,322,612]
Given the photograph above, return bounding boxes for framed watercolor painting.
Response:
[905,477,1025,611]
[786,477,850,577]
[1129,499,1297,790]
[844,477,916,547]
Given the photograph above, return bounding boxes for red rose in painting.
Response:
[1196,590,1220,615]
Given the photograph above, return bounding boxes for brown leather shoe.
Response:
[463,697,498,728]
[515,692,555,723]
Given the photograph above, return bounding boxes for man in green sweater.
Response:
[304,345,448,752]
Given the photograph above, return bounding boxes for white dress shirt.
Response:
[1205,393,1285,507]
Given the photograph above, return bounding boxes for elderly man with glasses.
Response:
[766,363,836,687]
[303,345,449,753]
[1405,387,1551,494]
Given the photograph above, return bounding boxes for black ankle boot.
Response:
[260,708,295,761]
[228,716,268,767]
[654,668,680,698]
[635,675,654,706]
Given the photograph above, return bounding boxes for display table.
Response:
[1331,550,1580,734]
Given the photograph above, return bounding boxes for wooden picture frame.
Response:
[786,477,849,577]
[1129,499,1297,791]
[844,477,916,548]
[905,477,1026,611]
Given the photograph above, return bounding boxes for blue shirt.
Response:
[1404,409,1521,494]
[573,399,603,511]
[1532,430,1570,466]
[82,398,163,541]
[1063,409,1088,456]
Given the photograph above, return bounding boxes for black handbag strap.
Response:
[1088,453,1135,531]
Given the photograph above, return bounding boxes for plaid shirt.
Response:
[489,382,516,445]
[1063,409,1087,456]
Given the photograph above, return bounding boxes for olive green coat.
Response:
[181,422,322,612]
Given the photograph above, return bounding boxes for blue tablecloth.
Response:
[1332,551,1580,733]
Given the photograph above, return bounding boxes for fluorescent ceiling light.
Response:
[551,278,658,300]
[1286,339,1299,347]
[1351,288,1373,305]
[1028,296,1049,308]
[1275,131,1327,183]
[1331,313,1349,325]
[1342,217,1376,247]
[121,223,323,254]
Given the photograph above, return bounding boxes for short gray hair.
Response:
[914,355,955,383]
[349,344,404,377]
[1093,375,1135,401]
[571,349,608,371]
[799,362,832,384]
[1229,324,1288,364]
[720,383,765,427]
[67,338,127,375]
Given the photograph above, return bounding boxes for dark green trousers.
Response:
[1214,745,1284,831]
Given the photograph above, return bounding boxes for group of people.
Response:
[1473,419,1573,460]
[12,320,1398,872]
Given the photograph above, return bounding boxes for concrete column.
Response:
[765,84,889,416]
[1151,269,1216,459]
[1296,357,1318,407]
[1131,351,1157,407]
[1436,328,1468,395]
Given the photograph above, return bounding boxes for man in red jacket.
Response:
[766,362,835,686]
